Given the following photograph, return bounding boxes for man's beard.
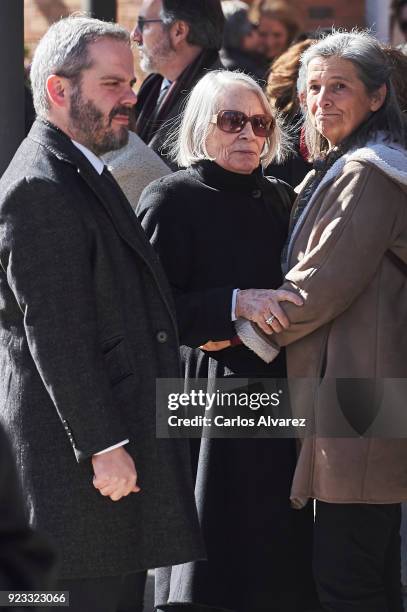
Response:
[69,85,130,156]
[138,33,175,74]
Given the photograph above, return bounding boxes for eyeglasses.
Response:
[136,16,163,32]
[210,110,274,137]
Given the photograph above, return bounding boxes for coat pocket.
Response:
[102,336,133,385]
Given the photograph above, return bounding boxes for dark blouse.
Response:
[137,159,294,377]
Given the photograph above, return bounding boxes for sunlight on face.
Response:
[306,56,386,148]
[68,38,137,155]
[205,86,267,174]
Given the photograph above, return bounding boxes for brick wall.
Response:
[24,0,141,56]
[304,0,365,31]
[244,0,365,32]
[24,0,366,59]
[25,0,81,56]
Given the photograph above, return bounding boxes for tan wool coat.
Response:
[237,141,407,506]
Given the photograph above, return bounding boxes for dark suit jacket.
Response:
[0,424,56,594]
[0,119,202,579]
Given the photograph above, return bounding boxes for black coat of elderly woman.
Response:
[137,71,317,612]
[235,31,407,611]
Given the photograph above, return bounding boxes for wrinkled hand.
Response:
[92,446,140,502]
[235,288,303,335]
[199,340,232,351]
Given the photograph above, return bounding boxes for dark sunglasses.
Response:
[399,20,407,33]
[210,110,274,137]
[136,16,163,32]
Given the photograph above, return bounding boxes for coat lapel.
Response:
[77,161,153,255]
[28,120,178,327]
[29,119,156,258]
[76,159,178,328]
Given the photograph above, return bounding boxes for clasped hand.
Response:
[92,446,140,502]
[235,288,303,335]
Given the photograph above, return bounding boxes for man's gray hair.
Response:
[30,15,130,118]
[169,70,289,168]
[222,1,253,49]
[297,30,407,158]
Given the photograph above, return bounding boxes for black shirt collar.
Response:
[189,159,264,193]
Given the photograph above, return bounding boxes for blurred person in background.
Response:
[220,0,269,81]
[251,0,302,64]
[265,38,314,185]
[382,43,407,601]
[138,69,319,612]
[132,0,225,168]
[394,0,407,42]
[235,30,407,611]
[0,423,55,598]
[102,130,171,210]
[383,45,407,110]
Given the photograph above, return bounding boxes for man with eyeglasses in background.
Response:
[132,0,225,169]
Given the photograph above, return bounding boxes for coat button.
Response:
[156,330,168,343]
[252,189,262,199]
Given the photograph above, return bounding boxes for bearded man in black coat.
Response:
[0,15,202,612]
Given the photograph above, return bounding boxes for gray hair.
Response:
[30,15,130,118]
[222,1,254,49]
[169,70,289,168]
[297,30,407,158]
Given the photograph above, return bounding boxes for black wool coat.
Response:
[137,160,293,378]
[0,119,203,579]
[0,423,56,593]
[137,162,317,611]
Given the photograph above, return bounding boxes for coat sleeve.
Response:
[0,177,129,462]
[270,161,407,348]
[137,180,236,347]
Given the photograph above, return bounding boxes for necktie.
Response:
[156,78,172,109]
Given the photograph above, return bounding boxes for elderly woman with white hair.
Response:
[235,30,407,611]
[137,70,317,611]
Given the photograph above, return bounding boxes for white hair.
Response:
[30,14,130,118]
[169,70,290,168]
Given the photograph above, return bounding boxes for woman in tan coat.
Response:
[235,31,407,611]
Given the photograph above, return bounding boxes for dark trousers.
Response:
[56,570,146,612]
[314,501,404,612]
